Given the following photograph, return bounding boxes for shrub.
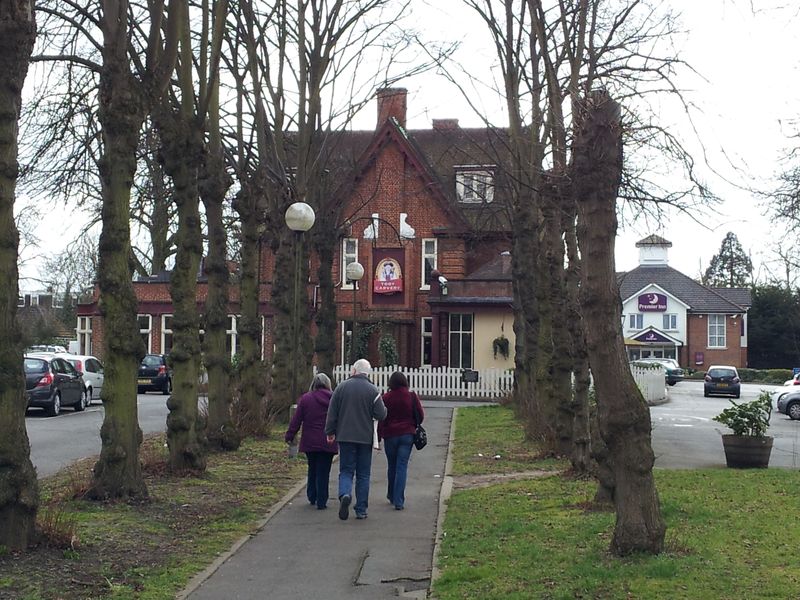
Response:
[712,391,772,437]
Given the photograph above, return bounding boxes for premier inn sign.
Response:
[638,293,667,312]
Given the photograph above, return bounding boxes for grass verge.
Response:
[435,405,800,599]
[0,432,306,600]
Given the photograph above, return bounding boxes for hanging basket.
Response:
[721,434,773,468]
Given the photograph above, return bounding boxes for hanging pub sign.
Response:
[637,292,667,312]
[374,257,403,294]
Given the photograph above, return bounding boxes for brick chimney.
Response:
[376,87,407,128]
[432,119,459,130]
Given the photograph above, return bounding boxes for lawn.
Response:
[434,404,800,600]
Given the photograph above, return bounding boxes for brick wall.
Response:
[686,313,746,370]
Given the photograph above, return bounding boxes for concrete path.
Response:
[181,402,455,600]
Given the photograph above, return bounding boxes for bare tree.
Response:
[87,0,180,499]
[0,0,39,550]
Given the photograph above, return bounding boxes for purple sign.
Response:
[638,293,667,312]
[634,330,671,344]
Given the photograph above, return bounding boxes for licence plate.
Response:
[137,378,149,385]
[717,383,728,387]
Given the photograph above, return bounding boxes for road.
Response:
[24,385,800,478]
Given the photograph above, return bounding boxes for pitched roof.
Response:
[635,234,672,247]
[618,265,749,312]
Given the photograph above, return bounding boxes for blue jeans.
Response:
[337,442,373,515]
[305,451,335,508]
[384,434,414,508]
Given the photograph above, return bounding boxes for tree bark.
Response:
[575,90,665,555]
[313,216,338,377]
[0,0,39,550]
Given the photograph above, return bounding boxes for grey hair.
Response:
[352,358,372,375]
[309,372,332,391]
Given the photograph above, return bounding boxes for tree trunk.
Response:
[88,58,148,500]
[574,90,665,555]
[234,185,267,435]
[158,107,206,472]
[0,0,39,550]
[313,219,338,377]
[200,146,239,451]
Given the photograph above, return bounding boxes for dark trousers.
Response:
[305,451,335,508]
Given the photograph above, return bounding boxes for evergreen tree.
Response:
[703,232,752,287]
[748,285,800,368]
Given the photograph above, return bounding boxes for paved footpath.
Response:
[181,402,457,600]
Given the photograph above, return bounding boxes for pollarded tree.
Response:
[703,231,752,287]
[0,0,39,550]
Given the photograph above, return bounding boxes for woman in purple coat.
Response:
[285,373,338,509]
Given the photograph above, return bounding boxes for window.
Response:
[161,315,173,355]
[53,295,64,309]
[226,315,238,359]
[708,314,726,348]
[77,316,92,355]
[137,315,152,353]
[30,295,39,307]
[341,238,359,289]
[449,313,473,369]
[17,296,24,307]
[662,314,677,330]
[421,317,433,366]
[628,314,643,329]
[455,168,495,203]
[421,239,437,290]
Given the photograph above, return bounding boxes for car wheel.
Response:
[734,393,740,399]
[75,388,88,411]
[703,391,709,398]
[788,401,800,421]
[162,378,172,395]
[47,392,61,417]
[137,386,144,394]
[668,381,677,387]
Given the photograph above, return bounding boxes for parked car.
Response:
[24,355,87,416]
[59,354,104,405]
[137,354,172,394]
[703,365,741,398]
[26,344,68,354]
[776,390,800,420]
[633,358,684,386]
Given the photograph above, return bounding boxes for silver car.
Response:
[776,390,800,420]
[58,354,105,405]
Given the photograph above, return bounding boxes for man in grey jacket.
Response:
[325,359,387,520]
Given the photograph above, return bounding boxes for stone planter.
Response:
[721,435,773,468]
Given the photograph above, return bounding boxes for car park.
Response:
[137,354,172,394]
[703,365,741,399]
[776,390,800,420]
[633,357,684,386]
[59,354,104,405]
[24,355,87,416]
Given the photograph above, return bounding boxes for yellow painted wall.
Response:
[474,310,515,370]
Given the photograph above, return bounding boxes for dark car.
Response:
[24,355,87,416]
[634,358,684,386]
[137,354,172,394]
[703,365,741,399]
[776,390,800,420]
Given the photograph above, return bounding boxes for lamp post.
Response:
[345,260,364,366]
[284,201,316,408]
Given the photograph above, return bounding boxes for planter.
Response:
[721,434,773,468]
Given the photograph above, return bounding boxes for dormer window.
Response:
[455,167,494,203]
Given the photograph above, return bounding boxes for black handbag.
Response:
[411,393,427,450]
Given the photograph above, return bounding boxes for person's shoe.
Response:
[317,504,327,510]
[338,495,351,520]
[394,505,404,510]
[355,512,368,519]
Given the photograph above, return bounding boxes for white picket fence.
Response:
[323,363,665,402]
[330,365,514,399]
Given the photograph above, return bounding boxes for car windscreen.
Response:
[141,355,163,367]
[708,368,735,378]
[24,358,47,374]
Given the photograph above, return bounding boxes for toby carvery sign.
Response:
[638,293,667,312]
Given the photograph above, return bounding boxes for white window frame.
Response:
[77,316,92,355]
[227,315,238,359]
[161,314,173,355]
[662,313,677,330]
[421,317,433,366]
[455,167,495,204]
[449,313,474,369]
[341,238,359,290]
[138,314,153,353]
[420,239,438,290]
[17,295,24,307]
[708,314,726,348]
[628,314,643,330]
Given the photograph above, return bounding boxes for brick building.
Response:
[618,235,751,369]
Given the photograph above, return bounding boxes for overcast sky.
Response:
[18,1,800,288]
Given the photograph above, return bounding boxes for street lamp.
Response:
[345,260,364,366]
[284,201,316,407]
